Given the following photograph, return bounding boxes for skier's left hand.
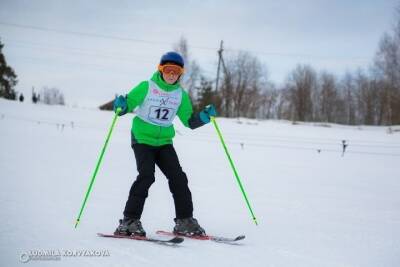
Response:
[199,104,217,123]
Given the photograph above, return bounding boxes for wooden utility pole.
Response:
[215,40,224,91]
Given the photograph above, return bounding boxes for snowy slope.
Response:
[1,98,399,267]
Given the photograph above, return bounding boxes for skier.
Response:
[113,51,216,237]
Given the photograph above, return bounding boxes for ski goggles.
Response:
[158,64,184,76]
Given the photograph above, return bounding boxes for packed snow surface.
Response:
[1,99,399,266]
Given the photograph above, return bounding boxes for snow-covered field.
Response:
[1,98,399,267]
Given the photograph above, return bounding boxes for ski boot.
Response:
[173,217,206,236]
[114,217,146,237]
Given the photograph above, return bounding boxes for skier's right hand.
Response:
[113,95,128,116]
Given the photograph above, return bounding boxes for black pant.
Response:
[123,143,194,219]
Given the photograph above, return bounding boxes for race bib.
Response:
[135,81,182,127]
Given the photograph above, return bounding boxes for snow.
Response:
[1,98,399,267]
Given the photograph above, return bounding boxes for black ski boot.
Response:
[114,217,146,237]
[173,217,206,236]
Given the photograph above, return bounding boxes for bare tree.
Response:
[274,89,290,120]
[41,87,65,105]
[173,36,202,100]
[318,71,339,122]
[354,70,377,125]
[219,55,234,117]
[373,7,400,124]
[218,51,270,118]
[259,87,278,119]
[340,72,356,125]
[285,65,317,122]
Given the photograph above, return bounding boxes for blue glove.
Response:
[113,95,128,116]
[199,104,217,124]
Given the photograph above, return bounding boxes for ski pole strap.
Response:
[74,108,122,228]
[210,116,258,225]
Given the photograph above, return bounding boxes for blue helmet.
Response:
[160,51,184,67]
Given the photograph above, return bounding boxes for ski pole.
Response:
[74,108,121,228]
[210,116,258,225]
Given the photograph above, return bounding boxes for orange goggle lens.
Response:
[158,64,184,75]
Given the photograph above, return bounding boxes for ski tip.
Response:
[235,235,246,241]
[170,237,184,244]
[97,233,119,238]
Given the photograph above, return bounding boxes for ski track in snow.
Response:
[1,99,400,267]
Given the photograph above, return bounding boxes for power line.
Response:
[223,48,370,63]
[5,39,155,64]
[4,38,217,77]
[5,38,216,71]
[177,136,400,157]
[192,130,400,147]
[0,22,216,51]
[0,21,370,61]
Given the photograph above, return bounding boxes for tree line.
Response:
[182,8,400,126]
[0,39,65,106]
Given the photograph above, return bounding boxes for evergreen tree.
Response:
[195,77,219,112]
[0,40,18,100]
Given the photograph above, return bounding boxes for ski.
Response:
[156,230,245,244]
[97,233,184,245]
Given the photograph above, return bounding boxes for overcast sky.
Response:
[0,0,399,107]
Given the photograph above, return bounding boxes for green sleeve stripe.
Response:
[127,81,149,112]
[177,90,194,128]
